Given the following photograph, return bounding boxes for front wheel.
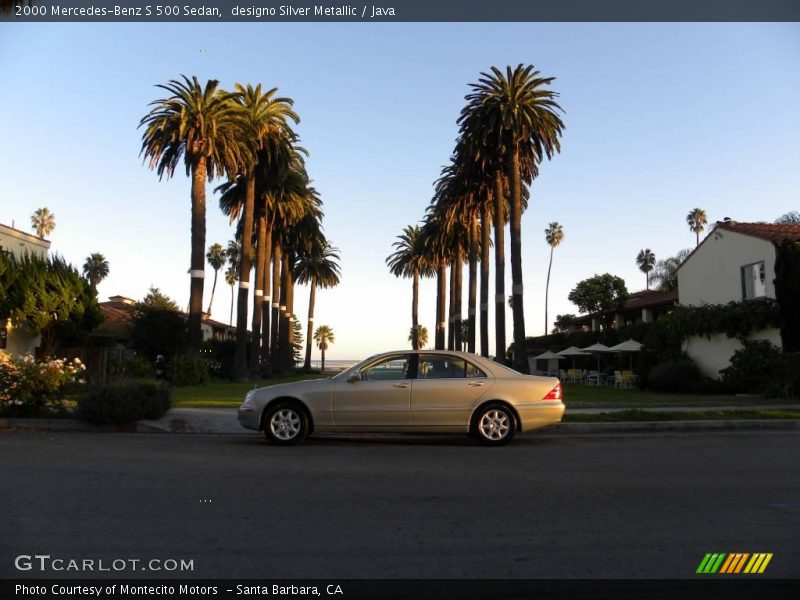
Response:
[262,402,309,445]
[472,403,516,446]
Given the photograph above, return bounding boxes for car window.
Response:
[418,355,486,379]
[360,356,409,381]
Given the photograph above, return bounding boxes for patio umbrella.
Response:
[530,351,565,375]
[608,338,644,369]
[556,346,591,369]
[580,343,613,385]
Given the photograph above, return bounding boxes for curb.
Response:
[542,419,800,434]
[2,417,799,435]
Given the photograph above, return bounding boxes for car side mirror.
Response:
[347,373,361,383]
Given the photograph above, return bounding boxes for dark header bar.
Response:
[3,0,800,23]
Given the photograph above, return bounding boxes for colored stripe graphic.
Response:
[699,553,773,574]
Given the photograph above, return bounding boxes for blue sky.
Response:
[1,23,798,359]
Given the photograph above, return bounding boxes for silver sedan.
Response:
[238,350,565,445]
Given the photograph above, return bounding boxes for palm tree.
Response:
[686,208,708,247]
[418,213,452,351]
[139,75,246,349]
[31,207,55,239]
[224,267,237,326]
[461,65,564,371]
[387,224,434,350]
[544,222,564,334]
[313,325,334,373]
[408,325,428,349]
[296,238,340,371]
[650,248,692,291]
[229,83,299,380]
[205,243,226,314]
[636,248,656,290]
[82,253,109,287]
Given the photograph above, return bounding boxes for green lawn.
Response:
[173,373,327,408]
[172,378,797,410]
[563,384,797,408]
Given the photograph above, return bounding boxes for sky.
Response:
[0,22,798,360]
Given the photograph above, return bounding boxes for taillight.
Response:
[542,382,562,401]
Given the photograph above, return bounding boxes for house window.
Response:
[741,261,766,300]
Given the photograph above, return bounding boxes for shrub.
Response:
[108,354,154,380]
[647,359,702,393]
[0,353,86,417]
[169,354,209,387]
[78,379,173,424]
[721,340,783,394]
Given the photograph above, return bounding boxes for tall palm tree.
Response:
[462,65,564,372]
[386,224,434,350]
[686,208,708,247]
[224,267,237,326]
[544,222,564,334]
[296,238,340,371]
[82,253,109,287]
[31,207,55,239]
[229,83,299,380]
[205,243,226,314]
[418,213,451,351]
[409,325,428,349]
[636,248,656,290]
[313,325,334,373]
[139,75,246,349]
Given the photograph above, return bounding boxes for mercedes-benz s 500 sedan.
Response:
[238,350,564,446]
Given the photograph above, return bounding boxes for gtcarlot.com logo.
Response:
[696,552,773,574]
[14,554,194,573]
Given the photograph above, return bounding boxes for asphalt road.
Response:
[2,430,799,579]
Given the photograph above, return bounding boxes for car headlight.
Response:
[243,390,256,405]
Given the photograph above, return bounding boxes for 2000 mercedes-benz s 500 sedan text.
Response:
[238,350,565,445]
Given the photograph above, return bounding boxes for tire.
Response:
[262,401,309,446]
[472,403,516,446]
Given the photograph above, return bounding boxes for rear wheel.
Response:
[472,403,516,446]
[262,402,309,445]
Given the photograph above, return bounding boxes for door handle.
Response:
[468,381,485,387]
[393,383,409,388]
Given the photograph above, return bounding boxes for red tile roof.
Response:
[716,221,800,243]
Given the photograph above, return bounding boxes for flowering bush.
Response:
[0,353,86,417]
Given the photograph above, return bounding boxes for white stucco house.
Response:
[676,220,800,378]
[0,222,52,356]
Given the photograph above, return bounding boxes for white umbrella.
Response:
[580,343,613,385]
[556,346,591,369]
[530,351,564,375]
[608,338,644,369]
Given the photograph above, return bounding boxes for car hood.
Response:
[256,377,332,396]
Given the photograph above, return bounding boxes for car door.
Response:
[332,354,412,428]
[411,354,493,428]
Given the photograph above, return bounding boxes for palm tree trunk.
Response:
[206,268,218,315]
[234,174,255,380]
[303,277,317,370]
[260,226,272,375]
[250,212,266,374]
[454,248,463,351]
[229,283,234,326]
[278,251,289,373]
[480,200,491,357]
[321,345,326,373]
[468,217,478,354]
[545,246,554,335]
[435,263,446,350]
[188,155,207,350]
[286,254,296,371]
[508,146,528,374]
[448,261,456,351]
[270,245,282,374]
[411,269,420,350]
[493,169,506,364]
